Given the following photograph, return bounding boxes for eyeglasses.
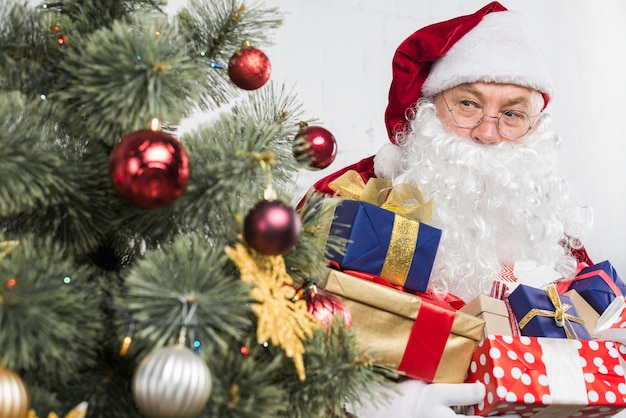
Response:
[441,93,540,139]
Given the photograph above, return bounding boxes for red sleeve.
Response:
[311,155,377,195]
[296,156,377,210]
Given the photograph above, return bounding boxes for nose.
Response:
[471,115,503,145]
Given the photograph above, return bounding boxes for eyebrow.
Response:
[454,83,531,108]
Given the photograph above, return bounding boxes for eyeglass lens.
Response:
[447,99,531,139]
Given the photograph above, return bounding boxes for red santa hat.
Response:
[384,2,555,143]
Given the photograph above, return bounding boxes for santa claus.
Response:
[307,2,606,417]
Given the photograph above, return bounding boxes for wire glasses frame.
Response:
[441,93,541,139]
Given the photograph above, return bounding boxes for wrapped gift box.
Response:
[568,260,626,314]
[563,289,600,335]
[465,335,626,417]
[459,294,512,337]
[323,269,484,383]
[508,284,591,340]
[323,199,441,293]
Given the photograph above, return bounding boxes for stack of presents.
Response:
[312,170,626,417]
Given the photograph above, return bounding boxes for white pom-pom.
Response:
[373,143,404,179]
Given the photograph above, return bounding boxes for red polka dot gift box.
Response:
[464,335,626,417]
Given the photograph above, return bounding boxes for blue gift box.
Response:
[324,199,441,293]
[568,260,626,314]
[508,284,591,340]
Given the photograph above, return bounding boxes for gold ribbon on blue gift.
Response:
[328,170,432,223]
[517,284,586,339]
[323,170,434,289]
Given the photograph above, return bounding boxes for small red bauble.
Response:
[228,46,271,90]
[300,282,351,329]
[292,124,337,170]
[243,199,301,255]
[109,129,190,210]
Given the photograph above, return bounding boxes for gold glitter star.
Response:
[29,401,88,418]
[225,243,319,380]
[0,240,19,259]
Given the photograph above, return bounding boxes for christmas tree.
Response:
[0,0,384,416]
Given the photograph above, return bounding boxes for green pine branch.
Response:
[0,0,383,416]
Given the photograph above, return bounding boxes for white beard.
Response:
[376,101,585,303]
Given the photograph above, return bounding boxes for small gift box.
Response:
[508,284,591,340]
[324,200,441,293]
[568,260,626,314]
[315,170,441,293]
[459,294,512,337]
[323,269,484,383]
[464,335,626,417]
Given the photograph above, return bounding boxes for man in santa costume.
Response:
[306,2,610,416]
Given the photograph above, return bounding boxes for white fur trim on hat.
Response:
[421,11,555,99]
[374,143,404,179]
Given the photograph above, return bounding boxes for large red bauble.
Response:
[303,283,351,329]
[228,46,271,90]
[292,125,337,170]
[109,129,190,210]
[243,200,301,255]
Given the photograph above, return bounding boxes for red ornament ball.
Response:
[292,125,337,170]
[304,284,351,328]
[243,200,301,255]
[228,46,271,90]
[109,129,190,210]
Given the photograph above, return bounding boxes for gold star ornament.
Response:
[225,243,320,380]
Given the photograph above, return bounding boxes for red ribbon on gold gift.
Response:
[325,267,482,382]
[397,294,458,380]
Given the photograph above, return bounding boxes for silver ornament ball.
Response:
[132,345,212,418]
[0,366,30,418]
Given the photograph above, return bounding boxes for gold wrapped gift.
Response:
[323,269,484,383]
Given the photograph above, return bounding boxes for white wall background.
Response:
[172,1,626,274]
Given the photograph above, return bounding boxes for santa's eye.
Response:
[502,109,526,120]
[457,99,480,110]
